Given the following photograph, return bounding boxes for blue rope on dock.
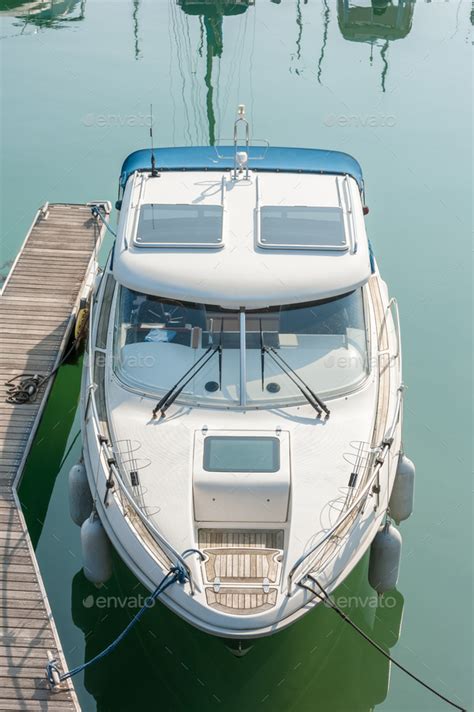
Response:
[46,563,188,687]
[90,204,117,237]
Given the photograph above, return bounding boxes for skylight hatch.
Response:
[134,204,224,249]
[258,206,348,251]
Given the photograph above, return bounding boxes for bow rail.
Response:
[287,385,403,596]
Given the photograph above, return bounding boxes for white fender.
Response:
[389,454,415,524]
[368,522,402,594]
[81,512,112,584]
[68,463,93,526]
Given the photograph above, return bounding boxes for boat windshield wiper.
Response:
[262,345,330,419]
[152,344,219,419]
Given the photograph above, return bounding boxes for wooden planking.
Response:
[0,202,109,711]
[198,530,284,612]
[198,529,284,550]
[205,587,278,614]
[203,548,281,584]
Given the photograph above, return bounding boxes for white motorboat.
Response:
[75,107,412,640]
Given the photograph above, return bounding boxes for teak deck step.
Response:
[198,528,284,550]
[203,548,281,584]
[198,530,284,612]
[205,587,278,615]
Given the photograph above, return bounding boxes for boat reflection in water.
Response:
[0,0,85,28]
[71,556,405,711]
[337,0,415,90]
[176,0,254,145]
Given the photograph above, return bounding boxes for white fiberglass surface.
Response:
[113,287,368,404]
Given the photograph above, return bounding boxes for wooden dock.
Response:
[0,202,110,711]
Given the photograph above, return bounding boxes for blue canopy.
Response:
[119,146,364,191]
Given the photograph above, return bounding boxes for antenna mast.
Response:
[150,104,159,177]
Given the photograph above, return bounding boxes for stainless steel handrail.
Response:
[286,460,383,596]
[343,176,358,254]
[233,104,250,179]
[105,451,198,594]
[287,386,403,596]
[88,380,199,593]
[379,297,401,360]
[85,278,199,594]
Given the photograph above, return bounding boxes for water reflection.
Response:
[337,0,416,91]
[131,0,141,60]
[317,0,330,84]
[0,0,85,29]
[18,361,82,549]
[69,551,405,711]
[176,0,254,144]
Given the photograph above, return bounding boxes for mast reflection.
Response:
[338,0,415,91]
[177,0,254,145]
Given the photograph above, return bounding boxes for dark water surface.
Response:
[1,1,472,710]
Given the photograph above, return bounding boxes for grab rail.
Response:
[85,278,199,594]
[87,381,199,594]
[343,176,358,254]
[379,297,401,361]
[233,104,250,179]
[287,386,403,596]
[104,445,198,595]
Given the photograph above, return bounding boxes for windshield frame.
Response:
[109,285,372,409]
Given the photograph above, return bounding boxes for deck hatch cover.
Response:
[259,206,348,251]
[134,203,224,248]
[203,436,280,473]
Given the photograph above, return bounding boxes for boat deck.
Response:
[0,202,109,711]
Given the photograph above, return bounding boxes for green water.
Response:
[2,1,472,710]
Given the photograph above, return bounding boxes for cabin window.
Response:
[259,206,347,250]
[95,274,115,350]
[134,204,223,248]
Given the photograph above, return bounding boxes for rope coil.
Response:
[5,374,45,404]
[5,338,77,405]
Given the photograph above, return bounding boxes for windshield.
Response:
[114,288,241,404]
[245,291,368,405]
[113,287,369,406]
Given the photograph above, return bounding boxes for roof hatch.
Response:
[134,203,224,249]
[258,205,347,251]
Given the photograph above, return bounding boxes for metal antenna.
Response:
[150,104,159,177]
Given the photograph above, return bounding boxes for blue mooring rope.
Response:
[90,204,117,237]
[46,563,188,687]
